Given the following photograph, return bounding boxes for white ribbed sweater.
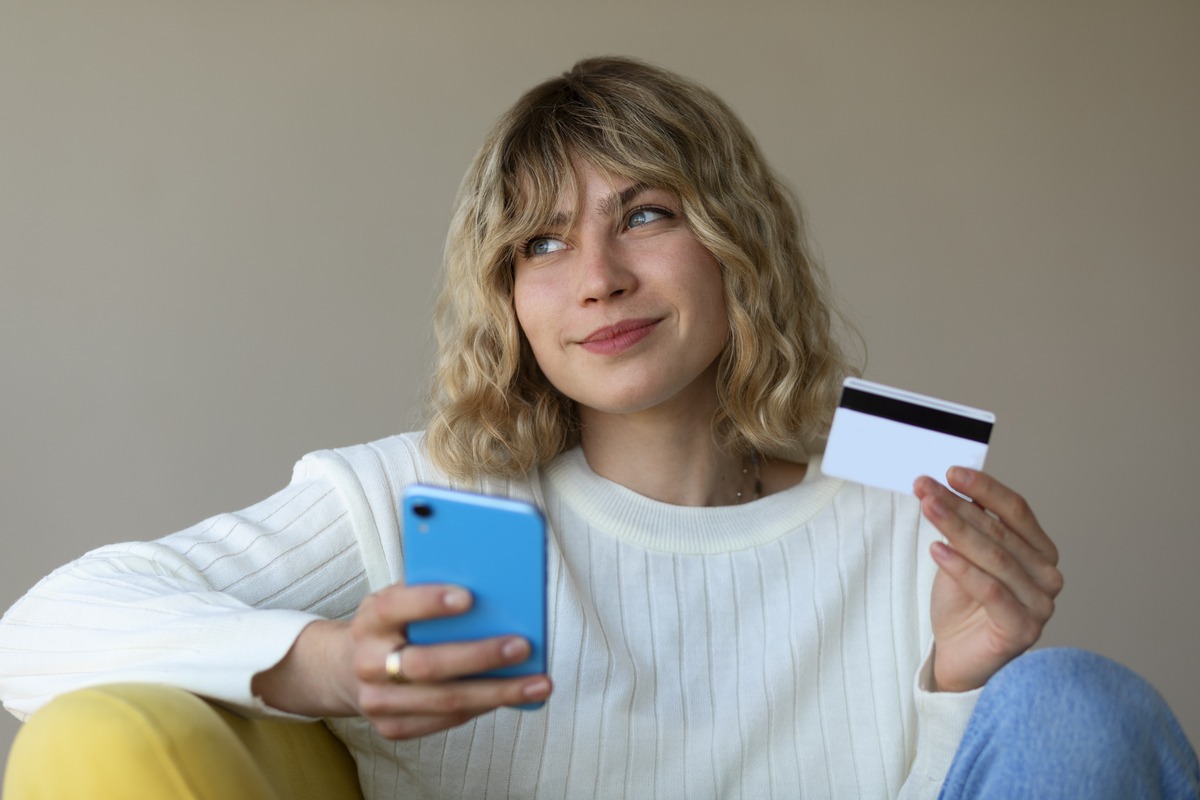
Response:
[0,433,977,798]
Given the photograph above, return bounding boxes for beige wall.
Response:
[3,0,1198,773]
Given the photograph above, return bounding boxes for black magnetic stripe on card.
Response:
[839,387,993,443]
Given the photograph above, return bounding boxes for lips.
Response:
[577,318,660,355]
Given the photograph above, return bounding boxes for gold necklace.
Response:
[735,452,763,503]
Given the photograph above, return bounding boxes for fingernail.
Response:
[443,588,471,610]
[928,498,948,518]
[914,476,937,495]
[502,638,530,661]
[948,467,970,485]
[523,677,551,700]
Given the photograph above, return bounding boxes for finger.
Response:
[354,584,473,638]
[921,506,1054,624]
[944,468,1059,565]
[369,636,535,685]
[393,675,552,716]
[944,490,1063,599]
[916,478,1063,602]
[929,541,1045,647]
[361,675,553,739]
[915,479,1058,615]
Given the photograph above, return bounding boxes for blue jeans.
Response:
[940,648,1200,799]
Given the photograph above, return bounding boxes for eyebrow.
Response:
[539,181,657,231]
[598,181,654,217]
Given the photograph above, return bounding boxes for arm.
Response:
[915,468,1063,694]
[895,468,1062,797]
[892,496,985,800]
[897,643,983,799]
[0,468,359,720]
[896,468,1061,798]
[0,452,553,736]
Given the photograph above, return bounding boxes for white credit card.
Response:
[821,377,995,496]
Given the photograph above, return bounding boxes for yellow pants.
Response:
[2,684,362,800]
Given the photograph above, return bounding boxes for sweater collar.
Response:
[539,446,844,554]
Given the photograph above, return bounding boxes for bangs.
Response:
[490,77,697,260]
[499,145,579,257]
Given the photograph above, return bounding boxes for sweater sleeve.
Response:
[0,456,371,722]
[896,505,981,798]
[897,642,981,798]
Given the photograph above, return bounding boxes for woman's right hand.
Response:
[253,583,552,739]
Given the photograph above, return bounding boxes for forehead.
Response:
[520,161,665,222]
[559,163,646,208]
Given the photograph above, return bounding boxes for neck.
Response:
[578,403,749,508]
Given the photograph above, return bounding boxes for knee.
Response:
[2,684,274,800]
[950,649,1200,797]
[980,648,1193,761]
[985,647,1162,723]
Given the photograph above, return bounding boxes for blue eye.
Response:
[524,237,567,257]
[627,207,671,229]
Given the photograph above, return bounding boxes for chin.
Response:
[576,394,663,416]
[580,385,716,418]
[562,362,719,417]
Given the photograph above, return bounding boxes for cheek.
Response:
[512,280,554,356]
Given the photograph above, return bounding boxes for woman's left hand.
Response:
[914,468,1064,694]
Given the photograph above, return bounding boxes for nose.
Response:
[576,240,636,304]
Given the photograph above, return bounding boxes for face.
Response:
[512,162,729,423]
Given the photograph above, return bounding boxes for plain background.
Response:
[3,0,1198,778]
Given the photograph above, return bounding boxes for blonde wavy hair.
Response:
[425,56,857,479]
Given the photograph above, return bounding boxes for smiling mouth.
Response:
[578,319,660,355]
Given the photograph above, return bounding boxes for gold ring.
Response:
[384,645,409,684]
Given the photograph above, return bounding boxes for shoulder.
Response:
[288,434,443,547]
[294,432,535,501]
[295,432,438,487]
[289,433,538,589]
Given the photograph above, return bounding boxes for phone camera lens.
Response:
[413,503,433,519]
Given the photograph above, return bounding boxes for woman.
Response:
[2,57,1196,799]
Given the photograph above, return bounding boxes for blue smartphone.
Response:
[401,484,547,707]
